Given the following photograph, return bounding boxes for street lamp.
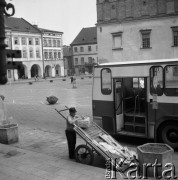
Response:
[0,0,15,84]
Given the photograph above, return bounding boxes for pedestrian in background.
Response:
[34,74,39,81]
[65,107,81,159]
[70,76,73,84]
[72,76,77,88]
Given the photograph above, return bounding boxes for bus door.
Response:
[114,79,124,132]
[119,77,148,136]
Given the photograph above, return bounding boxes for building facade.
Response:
[63,45,73,76]
[70,27,98,75]
[4,16,64,80]
[5,17,43,80]
[96,0,178,63]
[39,28,64,78]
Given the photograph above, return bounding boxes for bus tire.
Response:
[75,144,94,165]
[158,121,178,149]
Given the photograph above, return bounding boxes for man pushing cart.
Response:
[55,107,138,174]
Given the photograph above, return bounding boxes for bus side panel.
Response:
[92,100,115,118]
[92,100,116,132]
[148,102,178,138]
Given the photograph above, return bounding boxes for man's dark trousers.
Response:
[65,130,76,159]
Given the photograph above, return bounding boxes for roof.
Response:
[70,27,97,46]
[39,27,63,34]
[4,16,41,34]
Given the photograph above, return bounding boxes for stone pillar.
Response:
[0,0,7,84]
[0,0,14,84]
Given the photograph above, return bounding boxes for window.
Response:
[21,37,26,45]
[49,39,52,47]
[29,38,33,45]
[75,58,78,65]
[35,38,39,45]
[29,48,33,58]
[57,40,60,47]
[54,51,57,59]
[36,49,40,58]
[44,51,48,59]
[165,65,178,96]
[81,57,84,65]
[74,47,77,52]
[96,45,98,51]
[14,37,19,45]
[171,27,178,47]
[53,39,57,47]
[80,47,84,52]
[112,32,122,49]
[88,46,92,51]
[101,68,112,95]
[150,66,163,96]
[22,48,27,58]
[58,51,61,59]
[140,30,151,49]
[133,77,145,89]
[88,57,92,64]
[49,51,53,59]
[44,39,47,47]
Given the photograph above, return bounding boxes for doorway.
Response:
[114,77,148,136]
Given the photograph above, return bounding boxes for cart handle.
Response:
[55,108,69,120]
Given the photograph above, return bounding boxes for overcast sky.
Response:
[8,0,97,45]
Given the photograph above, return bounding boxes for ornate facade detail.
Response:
[97,0,178,24]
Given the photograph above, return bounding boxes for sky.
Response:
[7,0,97,45]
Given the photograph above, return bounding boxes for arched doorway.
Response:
[55,65,61,76]
[45,65,52,77]
[18,64,28,79]
[31,64,41,78]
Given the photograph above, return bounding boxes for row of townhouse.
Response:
[4,16,64,80]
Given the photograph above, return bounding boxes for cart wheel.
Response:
[75,144,94,165]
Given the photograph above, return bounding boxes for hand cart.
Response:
[55,108,138,173]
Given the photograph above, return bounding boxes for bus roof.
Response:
[96,58,178,68]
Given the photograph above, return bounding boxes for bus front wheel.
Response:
[158,122,178,149]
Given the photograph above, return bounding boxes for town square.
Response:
[0,0,178,179]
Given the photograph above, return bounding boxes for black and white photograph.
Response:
[0,0,178,179]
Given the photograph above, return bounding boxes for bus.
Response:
[92,58,178,149]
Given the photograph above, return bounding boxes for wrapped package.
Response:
[77,117,91,129]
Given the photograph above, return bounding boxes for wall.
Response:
[97,0,178,63]
[97,0,178,23]
[97,16,178,62]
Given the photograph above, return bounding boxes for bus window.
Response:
[165,65,178,96]
[150,66,163,96]
[101,68,112,95]
[133,77,145,89]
